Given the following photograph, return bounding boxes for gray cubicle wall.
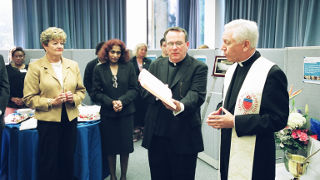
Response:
[259,48,286,71]
[259,47,320,120]
[285,47,320,119]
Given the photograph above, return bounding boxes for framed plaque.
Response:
[212,56,233,77]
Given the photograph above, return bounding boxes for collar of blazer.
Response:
[38,56,72,83]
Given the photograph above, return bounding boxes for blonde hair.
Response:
[197,44,209,49]
[134,43,148,57]
[40,27,67,46]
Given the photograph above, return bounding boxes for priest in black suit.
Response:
[0,54,10,157]
[141,27,208,180]
[207,19,289,180]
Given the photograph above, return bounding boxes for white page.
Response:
[138,69,176,109]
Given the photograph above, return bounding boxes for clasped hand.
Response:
[52,91,74,106]
[11,97,24,106]
[112,100,123,112]
[206,107,235,129]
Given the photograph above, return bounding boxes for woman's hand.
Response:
[112,100,123,112]
[65,91,74,103]
[52,92,67,106]
[11,97,24,106]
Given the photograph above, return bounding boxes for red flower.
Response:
[298,132,309,143]
[291,130,299,139]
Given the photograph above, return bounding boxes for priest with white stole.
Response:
[207,19,289,180]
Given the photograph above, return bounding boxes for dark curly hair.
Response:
[98,39,130,63]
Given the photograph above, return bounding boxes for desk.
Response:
[0,121,109,180]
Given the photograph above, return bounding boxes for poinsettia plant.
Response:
[275,86,318,153]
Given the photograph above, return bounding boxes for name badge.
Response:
[20,69,27,73]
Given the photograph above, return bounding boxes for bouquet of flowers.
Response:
[275,111,317,153]
[275,87,318,154]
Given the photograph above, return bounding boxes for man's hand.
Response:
[206,107,235,129]
[162,99,181,112]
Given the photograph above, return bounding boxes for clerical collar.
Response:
[238,51,256,67]
[168,58,184,67]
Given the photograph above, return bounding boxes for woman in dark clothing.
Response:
[6,47,28,110]
[130,43,152,141]
[92,39,138,180]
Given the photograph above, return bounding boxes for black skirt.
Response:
[99,115,134,155]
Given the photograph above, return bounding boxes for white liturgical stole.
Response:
[222,57,274,180]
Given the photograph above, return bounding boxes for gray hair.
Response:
[224,19,258,48]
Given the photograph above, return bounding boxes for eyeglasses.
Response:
[166,41,185,48]
[112,75,118,88]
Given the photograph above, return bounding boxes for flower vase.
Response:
[284,150,309,180]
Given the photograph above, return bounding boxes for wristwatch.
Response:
[47,98,53,108]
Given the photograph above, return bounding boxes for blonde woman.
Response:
[23,27,85,180]
[130,43,152,141]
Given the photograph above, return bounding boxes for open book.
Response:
[138,69,176,109]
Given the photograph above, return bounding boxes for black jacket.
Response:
[6,64,28,108]
[0,55,10,123]
[92,62,138,118]
[84,58,99,103]
[142,54,208,154]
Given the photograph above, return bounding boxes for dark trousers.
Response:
[148,136,198,180]
[37,105,77,180]
[133,93,146,127]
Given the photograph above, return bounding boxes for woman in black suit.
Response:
[92,39,138,180]
[130,43,152,141]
